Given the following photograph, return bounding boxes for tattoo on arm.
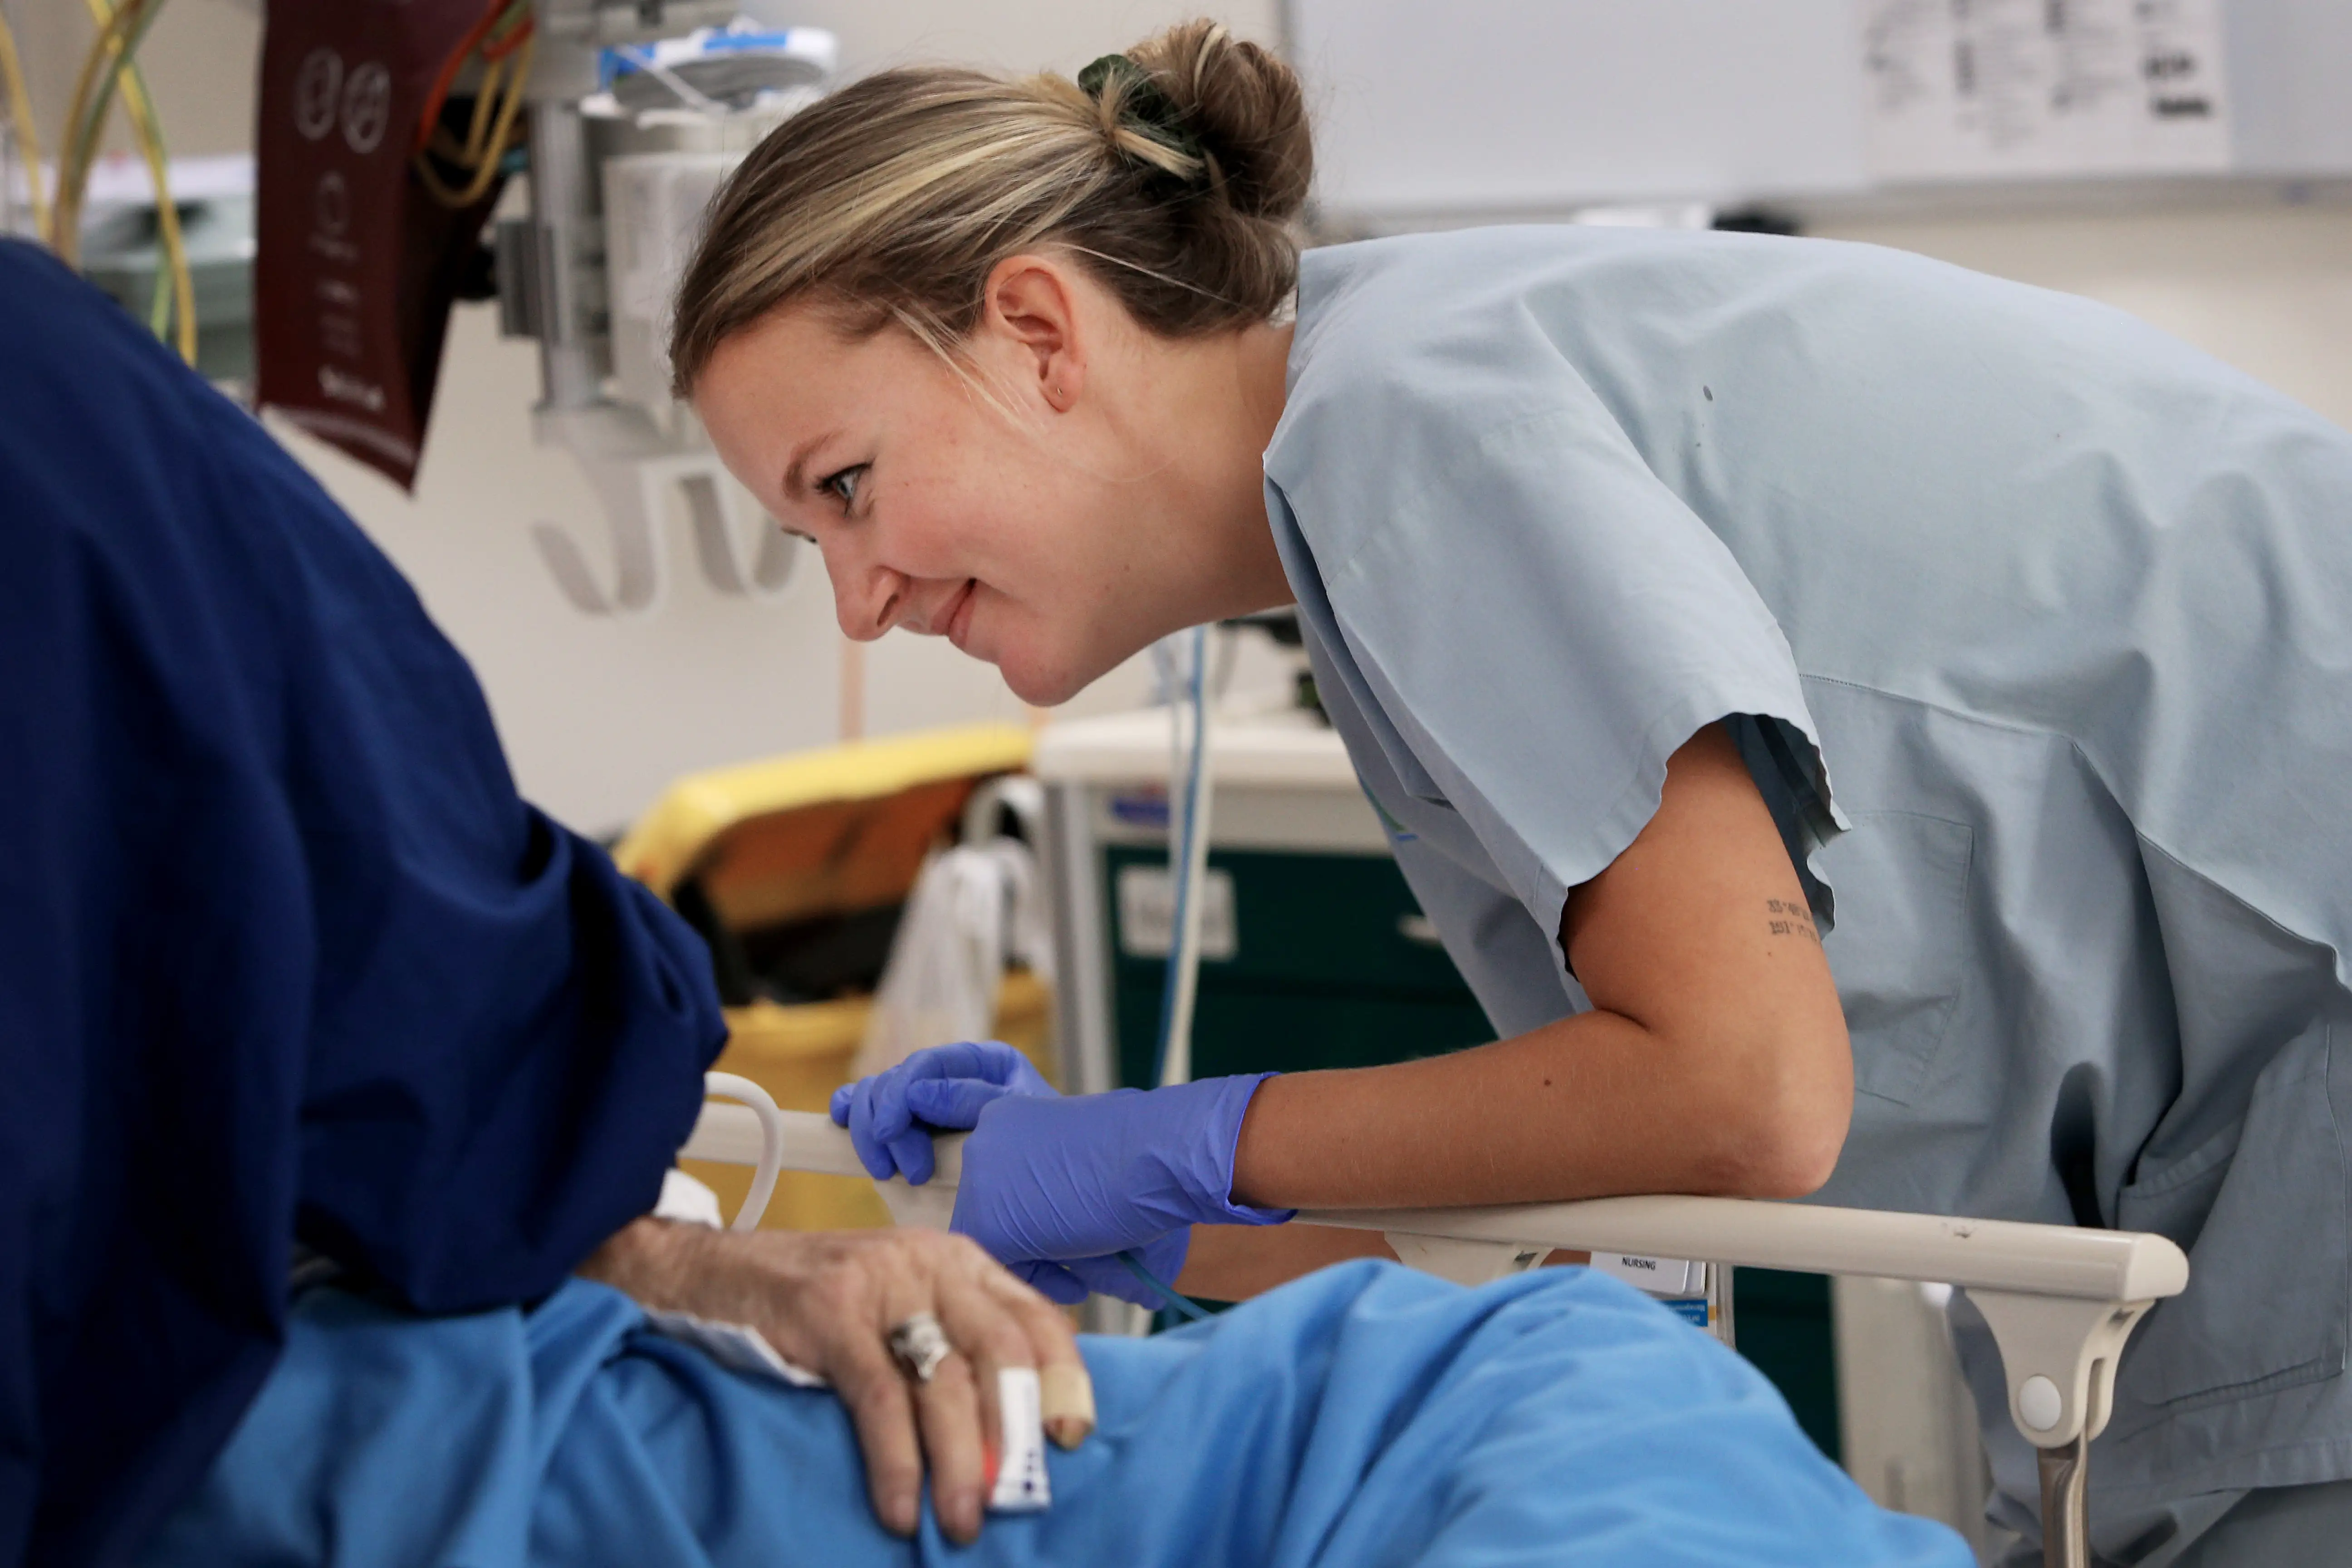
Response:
[1765,897,1820,944]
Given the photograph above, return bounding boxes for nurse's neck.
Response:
[1133,315,1297,621]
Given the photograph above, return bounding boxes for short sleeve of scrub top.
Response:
[1262,252,1843,1036]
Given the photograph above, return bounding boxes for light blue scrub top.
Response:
[1264,225,2352,1514]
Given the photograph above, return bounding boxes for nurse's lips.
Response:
[944,579,979,650]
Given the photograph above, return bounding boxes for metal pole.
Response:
[2037,1434,2089,1568]
[526,98,601,410]
[1043,779,1117,1098]
[1707,1261,1737,1349]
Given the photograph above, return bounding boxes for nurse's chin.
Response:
[991,643,1102,710]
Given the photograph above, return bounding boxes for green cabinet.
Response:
[1102,845,1494,1089]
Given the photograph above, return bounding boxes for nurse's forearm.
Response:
[1227,1008,1842,1210]
[1171,1220,1588,1301]
[1224,723,1852,1211]
[1175,1222,1396,1299]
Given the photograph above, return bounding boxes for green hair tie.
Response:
[1078,52,1206,168]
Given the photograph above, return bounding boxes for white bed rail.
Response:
[682,1095,2185,1568]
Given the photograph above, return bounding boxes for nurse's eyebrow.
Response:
[780,432,838,500]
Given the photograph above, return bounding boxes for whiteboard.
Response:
[1287,0,2352,225]
[1288,0,1872,219]
[1861,0,2233,182]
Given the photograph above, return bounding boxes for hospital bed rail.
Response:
[686,1081,2187,1568]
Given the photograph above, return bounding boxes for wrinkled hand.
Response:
[580,1218,1093,1544]
[831,1041,1055,1185]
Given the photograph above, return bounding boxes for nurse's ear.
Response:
[977,255,1088,414]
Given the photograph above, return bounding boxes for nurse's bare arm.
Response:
[1174,1224,1596,1302]
[1217,721,1852,1221]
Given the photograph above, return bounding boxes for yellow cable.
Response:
[414,30,531,209]
[424,61,505,167]
[113,54,193,361]
[0,6,51,242]
[87,0,191,359]
[53,0,149,260]
[462,54,505,165]
[76,0,191,362]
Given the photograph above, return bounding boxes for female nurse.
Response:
[675,22,2352,1566]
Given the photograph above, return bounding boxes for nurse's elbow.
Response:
[1712,1023,1853,1199]
[1735,1104,1848,1198]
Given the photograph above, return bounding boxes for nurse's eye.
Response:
[820,464,869,513]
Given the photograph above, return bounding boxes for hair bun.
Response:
[669,20,1312,396]
[1127,21,1311,224]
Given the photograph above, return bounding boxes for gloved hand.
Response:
[947,1075,1293,1305]
[830,1040,1052,1186]
[1008,1226,1193,1308]
[830,1046,1291,1308]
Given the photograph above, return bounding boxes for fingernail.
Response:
[890,1492,920,1537]
[1041,1364,1096,1447]
[951,1490,983,1541]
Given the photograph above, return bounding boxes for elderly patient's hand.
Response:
[579,1218,1093,1544]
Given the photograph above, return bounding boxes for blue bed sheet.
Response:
[139,1260,1968,1567]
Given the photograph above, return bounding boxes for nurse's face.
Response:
[696,261,1232,707]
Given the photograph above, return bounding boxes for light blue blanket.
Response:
[140,1260,1967,1566]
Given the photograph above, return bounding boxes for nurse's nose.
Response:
[832,551,910,642]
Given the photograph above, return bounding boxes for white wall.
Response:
[772,0,1279,76]
[1812,203,2352,434]
[18,1,2352,833]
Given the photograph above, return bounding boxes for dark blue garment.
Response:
[0,241,728,1568]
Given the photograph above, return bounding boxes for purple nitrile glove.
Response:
[1004,1232,1195,1308]
[830,1047,1289,1309]
[946,1075,1293,1293]
[829,1040,1054,1186]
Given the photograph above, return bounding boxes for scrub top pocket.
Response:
[2110,1019,2349,1426]
[1812,811,1975,1107]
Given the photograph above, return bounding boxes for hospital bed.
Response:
[685,1075,2188,1568]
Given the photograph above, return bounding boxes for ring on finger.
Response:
[887,1311,953,1384]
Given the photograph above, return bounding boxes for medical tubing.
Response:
[1148,628,1198,1085]
[615,42,728,116]
[1167,627,1217,1083]
[1115,1249,1211,1322]
[1153,625,1215,1088]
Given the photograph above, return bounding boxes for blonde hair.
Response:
[666,20,1312,398]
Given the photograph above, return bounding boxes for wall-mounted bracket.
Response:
[530,401,798,617]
